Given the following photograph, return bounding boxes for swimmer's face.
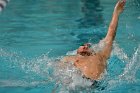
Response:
[77,43,92,56]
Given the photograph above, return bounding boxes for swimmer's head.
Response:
[77,43,94,56]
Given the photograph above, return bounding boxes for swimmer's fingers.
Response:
[120,0,126,3]
[114,0,126,14]
[118,0,126,7]
[120,0,126,6]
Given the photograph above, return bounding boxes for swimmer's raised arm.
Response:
[99,0,126,59]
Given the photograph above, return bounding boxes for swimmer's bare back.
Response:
[61,0,126,80]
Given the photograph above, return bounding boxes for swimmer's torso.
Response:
[62,53,107,80]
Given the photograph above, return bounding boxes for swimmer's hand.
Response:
[114,0,126,14]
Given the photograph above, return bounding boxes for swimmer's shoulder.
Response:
[61,55,77,63]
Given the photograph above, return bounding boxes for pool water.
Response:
[0,0,140,93]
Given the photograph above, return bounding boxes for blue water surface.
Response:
[0,0,140,93]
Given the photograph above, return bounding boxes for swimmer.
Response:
[61,0,126,80]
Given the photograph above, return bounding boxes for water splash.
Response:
[0,79,49,87]
[0,48,54,87]
[0,43,140,93]
[107,45,140,92]
[119,45,140,81]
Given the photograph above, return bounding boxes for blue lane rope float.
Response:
[0,0,10,12]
